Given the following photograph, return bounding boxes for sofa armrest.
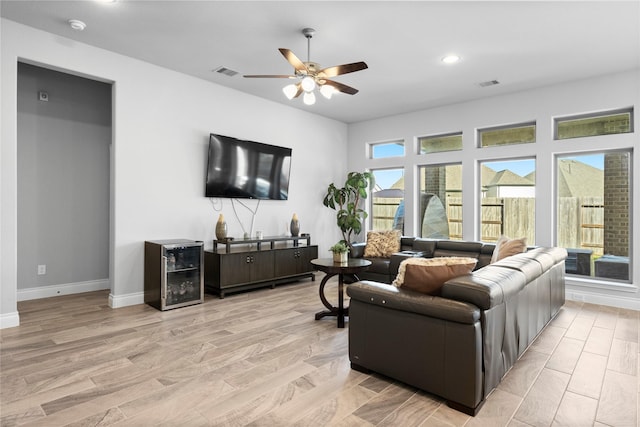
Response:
[347,280,480,324]
[350,242,366,258]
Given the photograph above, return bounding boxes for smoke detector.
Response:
[68,19,86,31]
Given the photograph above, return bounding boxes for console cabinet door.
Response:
[274,246,318,277]
[250,250,274,282]
[299,246,318,272]
[218,253,252,286]
[217,251,274,286]
[274,248,300,277]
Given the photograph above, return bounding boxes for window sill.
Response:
[566,275,637,293]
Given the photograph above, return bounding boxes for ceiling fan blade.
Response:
[322,80,359,95]
[292,84,304,99]
[243,74,296,79]
[279,48,308,74]
[318,62,368,78]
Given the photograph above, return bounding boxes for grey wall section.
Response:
[17,63,111,290]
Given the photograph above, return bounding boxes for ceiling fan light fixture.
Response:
[300,75,316,92]
[303,91,316,105]
[320,84,336,99]
[282,84,298,100]
[247,28,366,106]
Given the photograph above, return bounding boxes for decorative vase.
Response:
[290,213,300,237]
[333,252,348,264]
[215,214,227,241]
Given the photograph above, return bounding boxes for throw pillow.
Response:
[491,235,527,263]
[363,230,401,258]
[392,257,477,295]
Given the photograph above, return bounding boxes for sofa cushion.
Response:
[441,264,528,309]
[393,257,477,295]
[522,247,566,270]
[411,238,437,257]
[364,230,401,258]
[437,240,484,253]
[491,236,527,263]
[365,257,392,275]
[492,255,543,281]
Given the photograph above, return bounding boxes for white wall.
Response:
[1,19,347,328]
[348,70,640,310]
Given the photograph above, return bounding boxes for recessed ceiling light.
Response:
[441,55,461,64]
[68,19,86,31]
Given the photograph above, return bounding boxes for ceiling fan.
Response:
[243,28,368,105]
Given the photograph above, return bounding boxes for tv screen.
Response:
[205,134,292,200]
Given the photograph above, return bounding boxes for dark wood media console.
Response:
[204,235,317,298]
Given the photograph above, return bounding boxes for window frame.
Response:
[478,157,537,244]
[553,107,634,141]
[477,121,536,148]
[417,131,463,155]
[369,167,406,231]
[554,148,633,284]
[368,140,405,159]
[417,162,463,240]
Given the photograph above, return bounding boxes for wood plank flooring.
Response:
[1,280,638,426]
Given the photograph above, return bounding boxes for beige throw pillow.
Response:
[393,257,477,295]
[491,235,527,263]
[363,230,401,258]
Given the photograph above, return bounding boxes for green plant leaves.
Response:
[322,171,374,248]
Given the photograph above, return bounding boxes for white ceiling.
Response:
[2,1,639,123]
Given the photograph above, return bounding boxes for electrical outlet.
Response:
[37,265,46,275]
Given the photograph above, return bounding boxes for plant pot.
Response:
[333,252,348,264]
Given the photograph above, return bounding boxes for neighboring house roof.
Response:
[383,159,602,197]
[557,159,603,197]
[439,165,497,191]
[480,165,497,189]
[391,175,404,189]
[485,169,533,188]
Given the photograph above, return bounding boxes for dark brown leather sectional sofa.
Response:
[350,237,496,283]
[346,238,567,415]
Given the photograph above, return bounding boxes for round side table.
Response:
[310,258,372,328]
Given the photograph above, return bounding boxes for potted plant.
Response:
[323,171,375,251]
[329,241,349,264]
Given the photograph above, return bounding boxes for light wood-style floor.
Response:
[1,280,638,426]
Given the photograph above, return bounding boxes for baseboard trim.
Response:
[109,292,144,308]
[566,288,640,311]
[0,312,20,329]
[17,279,110,301]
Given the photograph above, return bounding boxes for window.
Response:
[556,151,631,282]
[369,140,404,159]
[480,159,536,244]
[370,168,405,232]
[555,108,633,140]
[418,132,462,154]
[418,164,462,240]
[478,122,536,148]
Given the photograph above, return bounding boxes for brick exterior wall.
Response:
[603,152,629,256]
[424,166,447,201]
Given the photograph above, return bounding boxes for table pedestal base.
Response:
[314,272,359,328]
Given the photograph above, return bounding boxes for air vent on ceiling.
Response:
[213,66,239,77]
[478,79,500,87]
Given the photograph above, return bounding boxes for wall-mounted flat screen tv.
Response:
[206,133,292,200]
